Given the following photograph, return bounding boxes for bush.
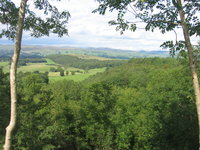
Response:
[71,71,75,75]
[60,70,64,76]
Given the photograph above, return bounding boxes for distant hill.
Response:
[47,54,126,69]
[0,44,170,60]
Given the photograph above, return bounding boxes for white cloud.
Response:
[2,0,200,51]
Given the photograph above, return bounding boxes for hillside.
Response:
[47,54,126,69]
[0,53,122,82]
[0,44,170,59]
[1,57,198,149]
[84,57,184,86]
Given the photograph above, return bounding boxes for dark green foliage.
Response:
[65,70,69,75]
[1,58,198,149]
[81,82,118,149]
[18,58,47,66]
[13,72,50,149]
[84,58,198,149]
[94,0,200,52]
[71,71,75,75]
[161,40,186,57]
[60,69,64,76]
[47,54,127,69]
[0,0,70,40]
[56,66,64,72]
[94,0,199,35]
[84,57,180,87]
[0,68,10,147]
[49,66,64,72]
[49,67,57,72]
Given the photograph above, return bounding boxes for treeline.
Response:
[18,58,47,66]
[0,51,43,59]
[0,52,46,66]
[0,58,199,149]
[47,54,126,69]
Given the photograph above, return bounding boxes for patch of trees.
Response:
[47,54,127,69]
[0,58,11,62]
[49,67,83,76]
[0,0,70,149]
[97,54,130,60]
[94,0,200,146]
[0,52,44,59]
[49,67,65,76]
[0,68,10,147]
[49,67,63,72]
[0,56,46,67]
[0,58,199,149]
[18,58,47,66]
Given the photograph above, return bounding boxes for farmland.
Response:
[0,54,116,82]
[49,68,106,82]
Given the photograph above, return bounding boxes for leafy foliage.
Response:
[93,0,200,51]
[47,54,127,69]
[0,68,10,147]
[0,58,198,149]
[0,0,70,40]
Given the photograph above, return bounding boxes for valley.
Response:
[0,44,169,82]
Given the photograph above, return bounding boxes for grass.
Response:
[45,58,57,65]
[0,60,106,82]
[18,63,57,72]
[49,68,106,82]
[0,62,10,72]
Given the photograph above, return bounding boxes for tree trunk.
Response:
[3,0,27,150]
[177,0,200,149]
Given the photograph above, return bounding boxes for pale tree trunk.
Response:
[3,0,27,150]
[177,0,200,149]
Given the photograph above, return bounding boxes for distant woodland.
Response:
[47,54,126,69]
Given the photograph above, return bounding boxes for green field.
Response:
[0,62,10,72]
[49,68,106,82]
[45,58,57,65]
[0,61,106,82]
[18,63,58,72]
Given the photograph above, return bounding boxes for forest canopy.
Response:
[0,57,199,149]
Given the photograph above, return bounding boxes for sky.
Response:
[0,0,199,51]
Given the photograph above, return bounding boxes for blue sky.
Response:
[1,0,199,51]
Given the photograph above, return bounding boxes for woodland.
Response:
[0,0,200,150]
[0,57,199,149]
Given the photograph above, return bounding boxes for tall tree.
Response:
[94,0,200,147]
[0,0,70,149]
[4,1,27,149]
[176,0,200,147]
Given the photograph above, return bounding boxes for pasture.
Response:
[0,61,10,72]
[49,68,106,82]
[0,60,106,82]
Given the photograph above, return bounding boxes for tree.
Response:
[0,0,70,149]
[49,67,57,72]
[66,70,69,75]
[94,0,200,147]
[82,82,117,149]
[71,71,76,75]
[14,73,50,149]
[60,69,65,76]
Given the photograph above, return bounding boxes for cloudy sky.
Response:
[1,0,199,51]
